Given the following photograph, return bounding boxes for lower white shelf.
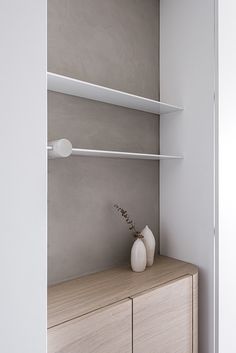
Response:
[47,141,182,160]
[71,148,182,160]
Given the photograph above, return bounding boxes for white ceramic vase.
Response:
[131,238,147,272]
[141,225,156,266]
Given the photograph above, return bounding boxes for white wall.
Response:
[160,1,216,353]
[218,1,236,352]
[0,1,47,353]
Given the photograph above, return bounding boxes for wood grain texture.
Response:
[48,299,132,353]
[48,256,198,328]
[132,276,193,353]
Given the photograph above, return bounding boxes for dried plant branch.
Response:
[113,204,143,238]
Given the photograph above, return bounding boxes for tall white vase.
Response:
[141,225,156,266]
[131,238,147,272]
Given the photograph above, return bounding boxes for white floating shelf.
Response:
[47,72,183,115]
[47,140,183,160]
[71,148,182,160]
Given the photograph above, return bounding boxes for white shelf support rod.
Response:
[71,148,183,160]
[47,143,183,161]
[47,139,72,158]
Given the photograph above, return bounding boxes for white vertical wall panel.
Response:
[218,1,236,353]
[160,1,216,353]
[0,1,47,353]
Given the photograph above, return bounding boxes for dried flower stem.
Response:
[113,204,143,238]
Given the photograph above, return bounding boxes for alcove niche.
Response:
[47,2,215,353]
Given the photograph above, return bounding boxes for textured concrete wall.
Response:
[48,0,159,284]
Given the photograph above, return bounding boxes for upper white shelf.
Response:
[47,72,183,115]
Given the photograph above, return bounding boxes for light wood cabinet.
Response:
[132,276,192,353]
[48,256,198,353]
[48,299,132,353]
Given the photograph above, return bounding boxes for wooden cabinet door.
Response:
[48,299,132,353]
[132,276,193,353]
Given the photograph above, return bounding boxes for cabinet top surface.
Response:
[48,256,197,329]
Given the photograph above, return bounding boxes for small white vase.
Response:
[141,225,156,267]
[131,238,147,272]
